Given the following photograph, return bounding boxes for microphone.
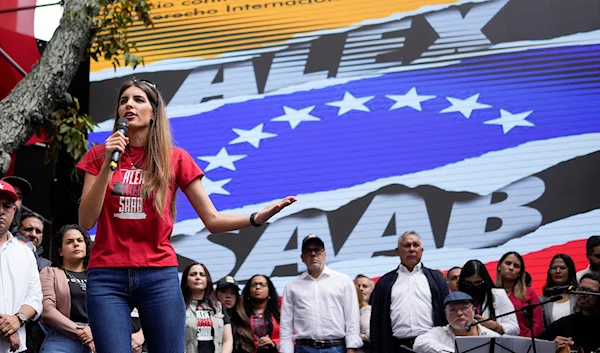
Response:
[464,322,472,332]
[543,285,575,297]
[109,118,129,171]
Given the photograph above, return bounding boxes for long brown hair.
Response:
[114,79,174,219]
[221,289,255,353]
[496,251,527,301]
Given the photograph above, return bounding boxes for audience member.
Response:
[39,224,94,353]
[355,275,374,303]
[496,252,543,337]
[370,231,448,352]
[280,234,361,353]
[525,272,532,288]
[18,212,51,271]
[182,263,233,353]
[458,259,519,335]
[446,267,461,293]
[538,254,578,328]
[413,292,500,353]
[538,273,600,353]
[242,275,280,353]
[217,276,255,353]
[356,285,371,353]
[0,180,43,353]
[576,236,600,282]
[2,176,32,235]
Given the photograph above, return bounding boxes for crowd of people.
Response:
[1,79,599,353]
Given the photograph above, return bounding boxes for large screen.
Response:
[88,0,600,292]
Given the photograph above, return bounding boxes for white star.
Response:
[271,106,320,129]
[202,177,231,196]
[484,109,535,134]
[229,124,277,148]
[326,92,375,116]
[197,148,247,172]
[386,87,436,111]
[440,94,492,118]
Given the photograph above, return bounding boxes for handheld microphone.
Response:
[109,118,129,171]
[543,285,574,297]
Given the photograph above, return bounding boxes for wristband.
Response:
[250,212,262,227]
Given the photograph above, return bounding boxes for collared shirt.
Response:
[576,265,593,283]
[0,232,43,353]
[390,262,434,338]
[413,324,500,353]
[279,265,362,353]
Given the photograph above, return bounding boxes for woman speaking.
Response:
[76,79,296,353]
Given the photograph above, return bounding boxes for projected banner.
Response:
[88,0,600,292]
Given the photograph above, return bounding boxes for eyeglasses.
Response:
[302,247,324,255]
[463,280,485,289]
[446,304,472,314]
[249,282,268,288]
[550,266,568,272]
[576,286,600,294]
[23,227,43,234]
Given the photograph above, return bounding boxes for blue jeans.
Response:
[40,325,92,353]
[87,267,185,353]
[295,345,347,353]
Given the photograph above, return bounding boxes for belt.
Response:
[296,339,346,348]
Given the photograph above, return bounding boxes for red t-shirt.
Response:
[76,145,203,269]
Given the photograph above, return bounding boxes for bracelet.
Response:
[250,212,262,227]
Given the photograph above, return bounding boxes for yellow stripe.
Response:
[91,0,458,72]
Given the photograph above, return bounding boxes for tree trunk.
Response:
[0,0,100,173]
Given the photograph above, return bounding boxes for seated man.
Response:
[413,292,500,353]
[537,273,600,353]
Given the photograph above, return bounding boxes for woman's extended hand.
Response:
[255,196,297,225]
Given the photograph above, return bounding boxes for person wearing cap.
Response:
[413,292,500,353]
[370,231,449,353]
[216,276,254,353]
[18,212,51,272]
[0,180,43,353]
[1,176,32,236]
[280,234,362,353]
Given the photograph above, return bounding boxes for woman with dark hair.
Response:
[496,251,543,337]
[182,263,233,353]
[76,78,296,353]
[538,254,578,328]
[39,224,94,353]
[216,277,255,353]
[241,275,280,352]
[458,259,519,336]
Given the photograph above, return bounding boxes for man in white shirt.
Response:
[0,180,43,353]
[413,291,500,353]
[370,231,449,352]
[280,234,362,353]
[576,236,600,282]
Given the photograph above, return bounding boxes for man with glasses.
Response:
[370,231,449,353]
[18,212,50,271]
[280,234,362,353]
[538,272,600,353]
[413,292,500,353]
[0,180,43,353]
[576,236,600,282]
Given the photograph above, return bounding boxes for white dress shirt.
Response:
[0,232,43,353]
[390,262,434,338]
[279,265,362,353]
[480,288,519,336]
[576,265,592,283]
[413,324,500,353]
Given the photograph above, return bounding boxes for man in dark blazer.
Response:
[370,231,449,353]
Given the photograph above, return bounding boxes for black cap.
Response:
[2,176,32,199]
[216,276,240,291]
[301,234,325,252]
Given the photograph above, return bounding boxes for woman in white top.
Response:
[538,254,578,328]
[458,260,519,336]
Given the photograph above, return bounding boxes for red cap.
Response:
[0,180,19,203]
